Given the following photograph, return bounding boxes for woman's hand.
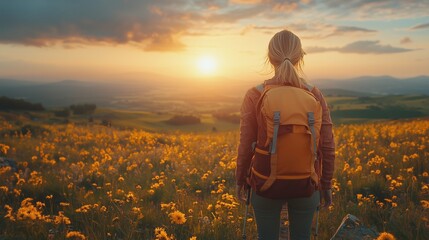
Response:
[236,185,249,202]
[321,189,333,208]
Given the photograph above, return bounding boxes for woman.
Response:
[236,30,335,239]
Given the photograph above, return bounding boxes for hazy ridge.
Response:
[314,75,429,95]
[0,76,428,108]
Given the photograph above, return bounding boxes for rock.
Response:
[331,214,379,240]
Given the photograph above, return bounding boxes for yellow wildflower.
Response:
[421,200,429,209]
[377,232,396,240]
[4,205,15,221]
[54,211,71,225]
[356,194,363,200]
[154,227,165,236]
[154,227,170,240]
[66,231,86,239]
[0,186,8,193]
[169,210,187,224]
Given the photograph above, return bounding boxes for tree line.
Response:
[0,96,45,111]
[54,104,97,117]
[0,96,97,117]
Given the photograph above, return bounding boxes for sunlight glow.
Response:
[197,56,217,75]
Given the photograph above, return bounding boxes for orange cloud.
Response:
[306,40,415,54]
[230,0,263,4]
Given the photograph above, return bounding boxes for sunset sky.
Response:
[0,0,428,83]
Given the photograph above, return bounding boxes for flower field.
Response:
[0,118,428,239]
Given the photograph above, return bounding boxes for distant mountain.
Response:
[0,79,37,87]
[0,75,428,108]
[0,80,101,107]
[315,76,429,95]
[318,88,376,97]
[0,79,152,107]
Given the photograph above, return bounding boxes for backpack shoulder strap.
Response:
[307,111,320,185]
[255,83,265,93]
[307,112,317,162]
[259,111,281,191]
[254,82,267,112]
[304,82,314,92]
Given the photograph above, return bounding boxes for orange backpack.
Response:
[249,83,322,199]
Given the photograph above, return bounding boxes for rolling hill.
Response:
[315,75,429,95]
[0,76,428,109]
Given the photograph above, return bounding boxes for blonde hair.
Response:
[267,30,305,87]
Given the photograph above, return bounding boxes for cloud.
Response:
[325,26,376,37]
[411,23,429,30]
[400,37,412,44]
[0,0,427,51]
[305,46,337,54]
[341,41,413,54]
[0,0,270,50]
[240,24,376,39]
[0,0,199,51]
[206,5,264,23]
[230,0,263,4]
[206,0,306,24]
[306,40,414,54]
[321,0,429,19]
[240,25,286,35]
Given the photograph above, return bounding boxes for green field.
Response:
[326,95,429,124]
[65,94,429,131]
[0,94,427,134]
[1,86,428,132]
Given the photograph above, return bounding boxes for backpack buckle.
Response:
[273,111,281,124]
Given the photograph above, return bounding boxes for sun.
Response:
[197,56,217,75]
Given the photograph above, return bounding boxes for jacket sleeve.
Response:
[314,87,336,190]
[236,88,258,186]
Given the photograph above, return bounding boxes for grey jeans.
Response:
[251,190,320,240]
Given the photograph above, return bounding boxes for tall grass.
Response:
[0,118,428,239]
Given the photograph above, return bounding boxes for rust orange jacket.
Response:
[236,80,336,190]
